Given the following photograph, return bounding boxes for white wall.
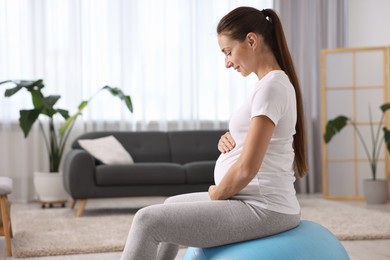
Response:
[348,0,390,47]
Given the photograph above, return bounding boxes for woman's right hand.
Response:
[218,132,236,153]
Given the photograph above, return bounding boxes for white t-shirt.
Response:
[214,70,300,215]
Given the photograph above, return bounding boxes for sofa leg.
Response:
[76,199,87,217]
[70,200,77,209]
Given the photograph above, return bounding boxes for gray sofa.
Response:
[63,130,226,216]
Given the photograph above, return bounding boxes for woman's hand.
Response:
[218,132,236,153]
[213,116,275,200]
[208,185,218,200]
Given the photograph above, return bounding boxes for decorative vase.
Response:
[363,179,389,204]
[33,171,69,207]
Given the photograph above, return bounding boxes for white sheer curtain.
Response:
[0,0,273,202]
[274,0,347,193]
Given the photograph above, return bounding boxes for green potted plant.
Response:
[324,103,390,204]
[0,79,133,206]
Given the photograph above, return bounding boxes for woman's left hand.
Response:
[218,132,235,153]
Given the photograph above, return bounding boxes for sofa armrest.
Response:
[63,149,96,199]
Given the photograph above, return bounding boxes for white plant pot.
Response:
[34,171,69,204]
[363,179,389,204]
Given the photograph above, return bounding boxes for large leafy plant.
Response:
[0,79,133,172]
[324,103,390,180]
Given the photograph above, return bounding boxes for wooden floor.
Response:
[1,194,390,260]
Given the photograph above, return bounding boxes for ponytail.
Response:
[262,9,308,178]
[217,7,308,178]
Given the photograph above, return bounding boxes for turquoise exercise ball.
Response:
[183,220,350,260]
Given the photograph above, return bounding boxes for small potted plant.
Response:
[324,103,390,204]
[0,79,133,206]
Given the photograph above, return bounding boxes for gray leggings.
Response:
[120,192,300,260]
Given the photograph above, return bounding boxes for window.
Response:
[0,0,273,128]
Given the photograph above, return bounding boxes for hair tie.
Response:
[262,9,272,23]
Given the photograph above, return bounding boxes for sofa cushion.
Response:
[168,130,225,164]
[95,163,186,185]
[78,135,134,165]
[184,161,216,184]
[73,131,171,163]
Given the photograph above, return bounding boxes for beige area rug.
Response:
[300,198,390,241]
[12,208,134,258]
[11,197,390,258]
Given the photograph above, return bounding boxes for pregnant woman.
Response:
[121,6,307,260]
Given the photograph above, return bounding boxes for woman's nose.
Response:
[225,59,233,69]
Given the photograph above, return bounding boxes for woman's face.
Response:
[217,34,255,77]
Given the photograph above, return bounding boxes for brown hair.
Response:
[217,7,308,178]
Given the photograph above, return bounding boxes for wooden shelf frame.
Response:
[321,46,390,200]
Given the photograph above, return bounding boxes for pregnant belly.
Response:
[214,147,241,185]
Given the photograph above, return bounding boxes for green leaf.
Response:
[40,95,61,117]
[102,86,133,112]
[30,90,45,109]
[384,127,390,154]
[16,80,35,86]
[3,79,44,97]
[24,79,44,92]
[78,100,88,110]
[1,79,43,89]
[0,80,12,85]
[380,102,390,113]
[59,113,79,138]
[44,95,61,107]
[56,109,70,119]
[4,85,24,97]
[323,115,349,143]
[124,96,133,113]
[58,101,89,137]
[19,109,41,137]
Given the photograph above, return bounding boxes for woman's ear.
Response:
[246,32,258,49]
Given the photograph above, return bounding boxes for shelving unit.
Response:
[321,46,390,200]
